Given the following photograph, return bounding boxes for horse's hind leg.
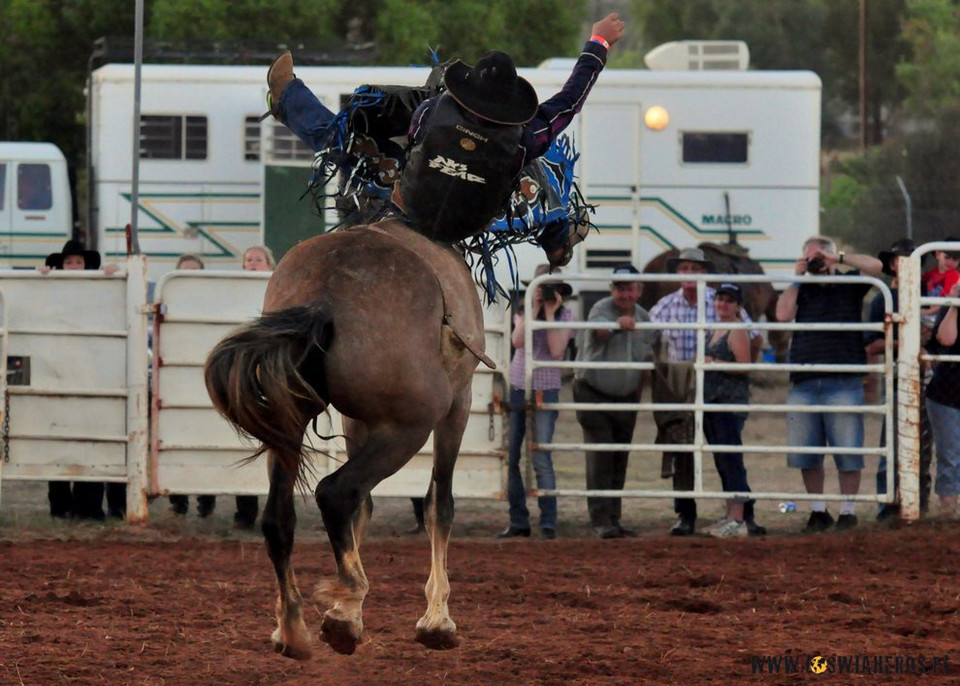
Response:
[416,387,470,650]
[314,424,430,655]
[261,453,313,660]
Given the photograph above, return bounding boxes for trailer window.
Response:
[140,115,208,160]
[682,132,749,164]
[244,116,261,161]
[18,164,53,210]
[267,124,314,162]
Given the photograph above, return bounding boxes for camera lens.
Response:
[541,284,557,302]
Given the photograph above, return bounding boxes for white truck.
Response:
[0,142,73,268]
[75,52,822,283]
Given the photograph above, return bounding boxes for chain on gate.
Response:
[2,385,9,463]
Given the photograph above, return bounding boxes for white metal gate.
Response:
[523,271,897,510]
[150,271,508,502]
[0,258,150,519]
[896,241,960,520]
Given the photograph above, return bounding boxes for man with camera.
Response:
[776,236,882,533]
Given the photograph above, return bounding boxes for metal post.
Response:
[125,256,150,522]
[129,0,144,255]
[897,252,922,521]
[693,281,706,497]
[895,175,913,239]
[859,0,868,150]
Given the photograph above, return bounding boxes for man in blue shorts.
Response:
[776,236,882,532]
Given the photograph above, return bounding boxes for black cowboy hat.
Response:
[45,240,101,270]
[522,263,573,297]
[877,238,916,276]
[443,51,539,125]
[666,247,716,273]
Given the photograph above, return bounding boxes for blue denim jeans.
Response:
[926,398,960,497]
[786,376,865,471]
[703,412,751,503]
[507,386,559,530]
[279,79,335,151]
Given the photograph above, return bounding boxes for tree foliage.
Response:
[374,0,585,66]
[148,0,340,43]
[896,0,960,117]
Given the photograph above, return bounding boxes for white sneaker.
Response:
[704,517,730,536]
[709,518,748,539]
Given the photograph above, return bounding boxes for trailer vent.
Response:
[585,249,632,270]
[644,41,749,71]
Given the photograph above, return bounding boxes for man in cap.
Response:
[868,238,932,519]
[648,247,765,536]
[263,13,625,262]
[573,264,655,538]
[776,235,882,532]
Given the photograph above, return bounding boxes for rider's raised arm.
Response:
[519,13,625,163]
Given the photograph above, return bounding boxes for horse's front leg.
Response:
[262,452,313,660]
[416,388,470,649]
[314,425,429,655]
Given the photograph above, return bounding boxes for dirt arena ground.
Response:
[2,378,957,684]
[1,524,958,684]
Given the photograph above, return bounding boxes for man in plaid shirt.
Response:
[649,247,765,536]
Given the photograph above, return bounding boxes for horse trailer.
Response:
[85,59,821,283]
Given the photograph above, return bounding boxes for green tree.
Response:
[148,0,339,43]
[821,0,909,146]
[0,0,136,159]
[631,0,827,71]
[375,0,585,66]
[896,0,960,117]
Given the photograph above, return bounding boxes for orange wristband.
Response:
[590,34,610,50]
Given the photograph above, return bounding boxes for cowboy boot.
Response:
[263,51,295,123]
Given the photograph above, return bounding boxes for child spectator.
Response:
[167,254,217,518]
[921,239,959,318]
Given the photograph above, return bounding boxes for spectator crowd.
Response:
[10,234,960,539]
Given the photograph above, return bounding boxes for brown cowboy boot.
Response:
[262,50,295,123]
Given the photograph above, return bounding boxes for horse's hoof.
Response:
[321,615,361,655]
[415,627,461,650]
[270,627,313,660]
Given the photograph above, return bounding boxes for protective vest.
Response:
[399,94,522,243]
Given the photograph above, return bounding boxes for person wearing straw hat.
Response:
[649,247,765,537]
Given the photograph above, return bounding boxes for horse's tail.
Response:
[204,303,333,483]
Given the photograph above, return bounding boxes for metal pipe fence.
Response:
[522,270,896,508]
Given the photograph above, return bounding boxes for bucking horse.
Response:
[204,219,491,658]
